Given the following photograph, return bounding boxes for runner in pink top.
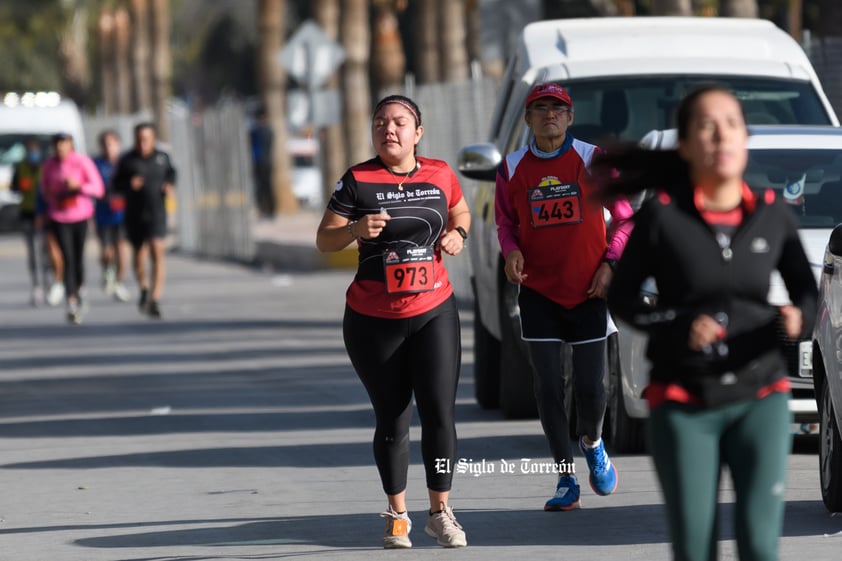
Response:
[39,133,104,324]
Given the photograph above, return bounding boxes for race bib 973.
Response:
[383,246,435,294]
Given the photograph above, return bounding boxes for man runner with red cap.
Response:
[495,82,633,510]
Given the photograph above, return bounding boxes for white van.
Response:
[456,17,839,440]
[0,92,87,228]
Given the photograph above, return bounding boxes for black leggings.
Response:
[52,220,88,300]
[527,339,607,466]
[343,296,461,495]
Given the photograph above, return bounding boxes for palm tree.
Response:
[114,7,133,113]
[98,8,117,114]
[818,0,842,36]
[150,0,172,141]
[130,0,153,112]
[438,0,468,81]
[341,0,372,166]
[58,1,92,109]
[720,0,758,17]
[371,0,406,95]
[415,0,439,84]
[258,0,297,213]
[313,0,348,188]
[649,0,693,14]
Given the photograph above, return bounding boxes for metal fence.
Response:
[807,36,842,119]
[83,102,255,263]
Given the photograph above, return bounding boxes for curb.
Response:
[254,240,357,272]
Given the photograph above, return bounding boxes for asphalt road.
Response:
[0,233,840,561]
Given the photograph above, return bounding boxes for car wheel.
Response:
[605,332,645,453]
[498,280,538,419]
[819,378,842,512]
[473,292,500,409]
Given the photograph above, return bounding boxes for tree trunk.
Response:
[371,0,406,96]
[465,0,481,66]
[415,0,438,84]
[58,5,92,109]
[258,0,297,213]
[98,9,117,114]
[341,0,372,166]
[719,0,758,17]
[313,0,348,191]
[150,0,172,141]
[649,0,693,15]
[438,0,468,82]
[114,7,133,113]
[818,0,842,37]
[130,0,153,112]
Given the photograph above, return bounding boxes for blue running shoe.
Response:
[544,474,581,511]
[580,437,618,496]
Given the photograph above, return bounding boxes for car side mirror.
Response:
[829,224,842,257]
[457,143,502,182]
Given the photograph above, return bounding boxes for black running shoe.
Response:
[138,289,149,313]
[147,300,162,319]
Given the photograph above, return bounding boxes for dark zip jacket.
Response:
[607,185,817,408]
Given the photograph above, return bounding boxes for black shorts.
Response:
[96,223,124,246]
[125,219,167,249]
[518,286,614,344]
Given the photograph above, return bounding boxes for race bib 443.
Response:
[529,182,582,228]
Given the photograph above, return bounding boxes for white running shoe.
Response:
[380,505,412,549]
[46,282,65,307]
[113,282,131,302]
[424,504,467,548]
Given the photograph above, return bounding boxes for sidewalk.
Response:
[251,211,357,271]
[250,210,474,301]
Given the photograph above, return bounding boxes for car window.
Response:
[746,148,842,229]
[563,76,832,145]
[0,134,52,164]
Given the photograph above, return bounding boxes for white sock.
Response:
[583,437,602,449]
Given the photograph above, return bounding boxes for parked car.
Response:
[812,221,842,512]
[0,92,87,230]
[615,125,842,454]
[456,17,839,428]
[288,136,323,209]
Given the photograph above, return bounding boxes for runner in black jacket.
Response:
[597,85,817,561]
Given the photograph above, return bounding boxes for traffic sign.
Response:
[277,20,345,90]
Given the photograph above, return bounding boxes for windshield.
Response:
[746,147,842,229]
[0,134,53,165]
[564,76,832,145]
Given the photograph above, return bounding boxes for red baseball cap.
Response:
[525,83,573,109]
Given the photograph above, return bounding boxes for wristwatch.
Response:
[454,226,468,240]
[602,257,618,271]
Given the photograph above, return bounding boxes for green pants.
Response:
[649,391,791,561]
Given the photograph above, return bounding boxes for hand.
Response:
[130,175,144,191]
[439,230,465,256]
[779,304,803,340]
[65,178,80,191]
[587,262,613,299]
[353,211,391,239]
[504,250,527,284]
[162,182,174,195]
[688,314,726,352]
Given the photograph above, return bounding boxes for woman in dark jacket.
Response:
[597,85,817,561]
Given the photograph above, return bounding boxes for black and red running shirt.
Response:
[327,156,464,319]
